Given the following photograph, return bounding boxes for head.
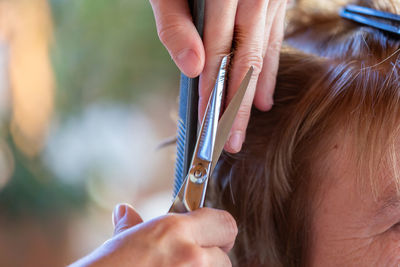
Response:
[210,1,400,266]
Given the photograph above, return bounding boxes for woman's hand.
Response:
[149,0,288,152]
[69,204,238,267]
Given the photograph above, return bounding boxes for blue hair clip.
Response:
[340,4,400,36]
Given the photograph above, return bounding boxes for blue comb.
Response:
[340,4,400,36]
[174,0,205,197]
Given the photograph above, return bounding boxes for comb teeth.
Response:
[173,119,186,197]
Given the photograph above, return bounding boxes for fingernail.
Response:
[228,132,243,153]
[112,204,127,227]
[176,49,200,77]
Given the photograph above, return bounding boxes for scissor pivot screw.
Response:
[194,170,202,178]
[189,164,207,184]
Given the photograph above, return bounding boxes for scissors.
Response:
[169,55,253,213]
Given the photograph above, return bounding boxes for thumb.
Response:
[149,0,204,77]
[112,203,143,236]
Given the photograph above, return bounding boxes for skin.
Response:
[70,3,287,261]
[69,137,400,266]
[69,205,237,267]
[310,137,400,266]
[149,0,288,153]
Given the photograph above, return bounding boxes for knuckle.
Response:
[236,103,252,121]
[209,47,232,59]
[184,246,207,266]
[268,39,283,54]
[159,214,190,235]
[157,19,185,47]
[235,52,264,75]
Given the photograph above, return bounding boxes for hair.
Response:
[209,1,400,266]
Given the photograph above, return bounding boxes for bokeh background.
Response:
[0,0,179,266]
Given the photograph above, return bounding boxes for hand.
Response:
[150,0,288,152]
[69,204,237,267]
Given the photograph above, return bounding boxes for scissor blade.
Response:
[210,67,253,173]
[169,56,229,213]
[196,55,228,162]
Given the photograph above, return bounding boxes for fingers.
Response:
[149,0,205,77]
[186,208,238,253]
[113,203,144,236]
[168,245,232,267]
[224,0,270,153]
[151,0,287,153]
[198,0,238,121]
[254,0,288,110]
[108,208,235,266]
[261,0,280,59]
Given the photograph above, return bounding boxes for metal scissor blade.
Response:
[210,67,253,173]
[196,55,228,161]
[169,56,228,213]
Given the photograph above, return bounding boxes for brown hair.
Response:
[210,1,400,266]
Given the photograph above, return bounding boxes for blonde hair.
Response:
[210,1,400,266]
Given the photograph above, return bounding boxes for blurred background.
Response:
[0,0,179,266]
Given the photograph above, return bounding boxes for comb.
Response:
[340,4,400,36]
[173,0,205,197]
